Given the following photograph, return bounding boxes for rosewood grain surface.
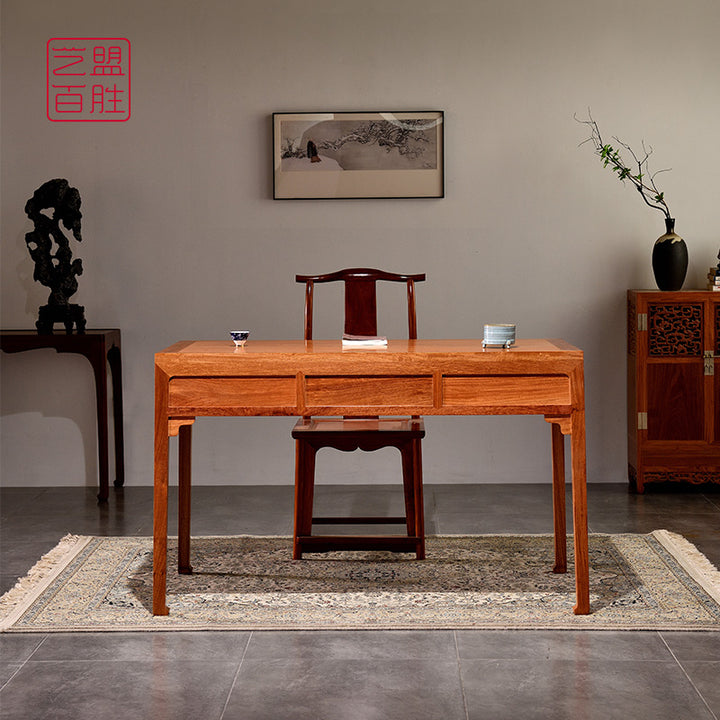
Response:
[153,338,589,616]
[627,290,720,491]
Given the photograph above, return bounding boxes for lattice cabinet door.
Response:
[628,290,720,492]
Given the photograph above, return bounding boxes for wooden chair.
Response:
[292,268,427,560]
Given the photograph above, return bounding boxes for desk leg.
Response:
[107,344,125,487]
[152,457,169,614]
[550,423,567,574]
[570,409,590,615]
[153,367,170,616]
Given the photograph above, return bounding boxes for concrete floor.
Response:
[1,483,719,720]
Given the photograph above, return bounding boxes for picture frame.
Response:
[272,111,444,200]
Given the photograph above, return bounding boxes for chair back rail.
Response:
[296,268,425,341]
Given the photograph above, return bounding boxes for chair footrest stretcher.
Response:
[294,535,423,554]
[312,515,408,525]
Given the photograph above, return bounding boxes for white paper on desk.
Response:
[341,333,388,347]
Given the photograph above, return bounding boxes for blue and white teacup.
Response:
[230,330,249,347]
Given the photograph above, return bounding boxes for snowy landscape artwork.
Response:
[273,112,444,199]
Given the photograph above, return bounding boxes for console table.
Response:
[153,338,589,616]
[0,329,125,502]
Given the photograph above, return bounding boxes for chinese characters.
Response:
[47,38,131,121]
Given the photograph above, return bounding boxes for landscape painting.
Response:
[273,111,444,199]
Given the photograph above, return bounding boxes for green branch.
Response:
[576,111,672,220]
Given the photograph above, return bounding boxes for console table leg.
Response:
[88,344,109,503]
[107,344,125,487]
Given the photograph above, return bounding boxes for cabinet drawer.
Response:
[305,376,433,408]
[169,377,297,410]
[442,376,571,409]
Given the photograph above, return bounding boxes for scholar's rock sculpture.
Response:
[24,179,86,334]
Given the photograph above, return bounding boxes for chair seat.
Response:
[292,417,425,437]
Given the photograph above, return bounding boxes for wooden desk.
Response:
[153,339,589,615]
[1,329,124,502]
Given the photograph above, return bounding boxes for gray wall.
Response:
[2,0,719,488]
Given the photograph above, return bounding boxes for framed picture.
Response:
[272,111,444,200]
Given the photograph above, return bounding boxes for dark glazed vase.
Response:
[652,218,688,291]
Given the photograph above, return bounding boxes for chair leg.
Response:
[293,439,317,559]
[412,438,425,560]
[400,438,425,560]
[551,422,567,573]
[178,424,193,574]
[400,443,417,536]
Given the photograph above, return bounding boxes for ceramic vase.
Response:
[652,218,688,291]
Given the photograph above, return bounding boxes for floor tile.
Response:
[0,634,47,663]
[224,657,466,720]
[245,629,457,661]
[461,658,715,720]
[0,663,22,690]
[456,629,671,661]
[589,484,720,514]
[309,485,412,516]
[680,661,720,715]
[704,492,720,512]
[660,632,720,661]
[0,487,46,519]
[178,511,293,536]
[431,483,561,513]
[29,631,251,662]
[436,511,558,535]
[0,659,239,720]
[0,539,63,578]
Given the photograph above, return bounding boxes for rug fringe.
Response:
[652,529,720,606]
[0,534,91,631]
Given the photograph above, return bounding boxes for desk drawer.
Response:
[305,376,433,408]
[442,376,571,409]
[169,377,296,411]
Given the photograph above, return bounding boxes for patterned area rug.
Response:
[2,531,719,632]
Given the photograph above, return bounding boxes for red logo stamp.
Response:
[47,38,131,122]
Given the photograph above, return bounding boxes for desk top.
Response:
[159,338,580,356]
[155,339,583,381]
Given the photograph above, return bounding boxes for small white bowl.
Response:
[230,330,250,347]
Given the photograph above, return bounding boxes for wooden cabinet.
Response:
[628,290,720,492]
